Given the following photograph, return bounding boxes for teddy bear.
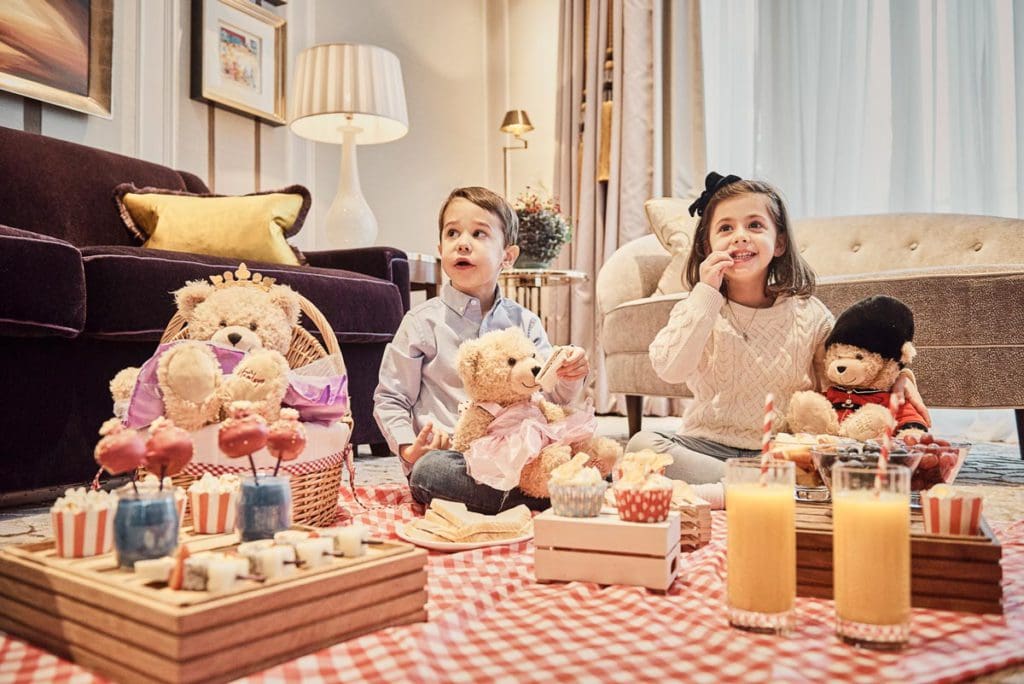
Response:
[786,295,929,442]
[110,264,298,430]
[450,327,622,499]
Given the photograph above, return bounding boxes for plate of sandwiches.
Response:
[397,499,534,552]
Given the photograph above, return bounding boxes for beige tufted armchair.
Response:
[596,198,1024,453]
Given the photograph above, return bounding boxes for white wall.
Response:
[0,0,562,257]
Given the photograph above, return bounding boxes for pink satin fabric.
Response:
[463,397,598,491]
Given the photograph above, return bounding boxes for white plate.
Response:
[395,523,533,552]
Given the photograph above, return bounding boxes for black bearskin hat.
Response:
[825,296,915,364]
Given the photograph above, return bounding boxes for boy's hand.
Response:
[892,373,931,427]
[555,345,589,381]
[399,421,450,465]
[699,251,734,290]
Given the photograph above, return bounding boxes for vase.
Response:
[513,254,553,270]
[237,475,292,541]
[113,489,179,568]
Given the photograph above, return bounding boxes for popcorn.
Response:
[187,473,241,534]
[614,450,673,488]
[921,485,983,537]
[549,453,603,486]
[50,488,116,558]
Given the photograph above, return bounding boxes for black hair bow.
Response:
[688,172,743,217]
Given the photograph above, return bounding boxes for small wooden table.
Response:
[498,268,587,345]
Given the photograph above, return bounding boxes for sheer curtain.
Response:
[697,0,1024,219]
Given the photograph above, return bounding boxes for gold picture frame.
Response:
[0,0,113,118]
[191,0,287,126]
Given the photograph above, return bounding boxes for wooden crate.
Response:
[534,510,680,591]
[677,499,712,550]
[0,527,428,683]
[795,502,1003,614]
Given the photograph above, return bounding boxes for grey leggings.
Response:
[625,431,760,484]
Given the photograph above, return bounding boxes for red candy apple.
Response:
[218,402,269,458]
[94,418,147,475]
[267,408,307,463]
[145,417,194,478]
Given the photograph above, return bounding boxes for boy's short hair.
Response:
[437,186,518,246]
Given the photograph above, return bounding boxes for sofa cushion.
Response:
[114,184,309,265]
[0,225,85,338]
[79,247,404,344]
[643,198,698,295]
[0,127,209,247]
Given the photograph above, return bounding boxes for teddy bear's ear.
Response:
[900,341,917,366]
[174,280,214,316]
[269,285,301,325]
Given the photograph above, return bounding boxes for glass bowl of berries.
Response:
[811,442,923,495]
[900,434,971,491]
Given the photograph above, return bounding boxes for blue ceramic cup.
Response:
[114,489,179,568]
[237,475,292,541]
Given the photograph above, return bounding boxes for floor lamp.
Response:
[501,109,533,199]
[290,44,409,249]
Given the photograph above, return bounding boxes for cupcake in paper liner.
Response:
[921,484,983,537]
[187,473,241,534]
[614,473,674,523]
[50,488,117,558]
[135,474,187,521]
[548,453,608,517]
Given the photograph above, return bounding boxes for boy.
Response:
[373,186,589,513]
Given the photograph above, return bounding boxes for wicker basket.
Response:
[159,264,352,527]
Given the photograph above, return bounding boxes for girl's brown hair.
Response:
[684,179,816,298]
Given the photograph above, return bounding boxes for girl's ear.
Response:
[774,231,788,258]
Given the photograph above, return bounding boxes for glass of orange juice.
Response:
[725,458,796,634]
[832,464,911,649]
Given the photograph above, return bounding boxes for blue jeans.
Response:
[408,450,549,515]
[625,431,760,484]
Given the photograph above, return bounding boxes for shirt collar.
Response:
[441,281,504,317]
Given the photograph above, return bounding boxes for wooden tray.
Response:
[0,527,428,683]
[795,502,1003,614]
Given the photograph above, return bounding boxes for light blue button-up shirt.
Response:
[373,282,583,473]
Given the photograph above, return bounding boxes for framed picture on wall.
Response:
[191,0,287,126]
[0,0,113,118]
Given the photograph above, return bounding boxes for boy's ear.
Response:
[502,244,520,269]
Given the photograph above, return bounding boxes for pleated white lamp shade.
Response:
[289,43,409,145]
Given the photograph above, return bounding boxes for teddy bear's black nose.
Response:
[836,365,847,374]
[531,366,540,377]
[228,332,242,345]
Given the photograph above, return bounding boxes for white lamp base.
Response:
[323,127,378,249]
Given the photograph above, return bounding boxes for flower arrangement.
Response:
[514,189,572,268]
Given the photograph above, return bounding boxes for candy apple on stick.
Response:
[94,418,147,494]
[219,401,269,482]
[268,408,307,477]
[145,417,194,489]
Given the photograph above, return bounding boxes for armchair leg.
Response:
[1016,409,1024,460]
[626,395,643,438]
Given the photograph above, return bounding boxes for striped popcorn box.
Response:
[188,473,241,534]
[50,488,116,558]
[921,485,983,537]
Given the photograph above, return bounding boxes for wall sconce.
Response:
[500,109,533,199]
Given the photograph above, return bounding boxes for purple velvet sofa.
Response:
[0,126,409,500]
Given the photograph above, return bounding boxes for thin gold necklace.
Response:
[726,299,758,342]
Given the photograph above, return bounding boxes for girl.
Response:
[626,172,928,484]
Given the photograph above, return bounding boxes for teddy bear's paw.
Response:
[161,398,214,432]
[839,403,893,442]
[785,391,840,435]
[160,342,222,405]
[110,367,141,404]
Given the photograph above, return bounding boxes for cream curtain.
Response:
[554,0,704,415]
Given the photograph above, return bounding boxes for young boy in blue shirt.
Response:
[373,186,590,513]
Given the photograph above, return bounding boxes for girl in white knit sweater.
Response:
[625,173,927,490]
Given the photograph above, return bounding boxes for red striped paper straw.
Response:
[875,393,901,490]
[760,393,774,478]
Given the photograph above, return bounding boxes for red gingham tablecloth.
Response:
[2,485,1023,683]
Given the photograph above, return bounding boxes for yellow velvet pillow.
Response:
[114,184,310,265]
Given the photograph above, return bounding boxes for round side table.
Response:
[498,268,588,345]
